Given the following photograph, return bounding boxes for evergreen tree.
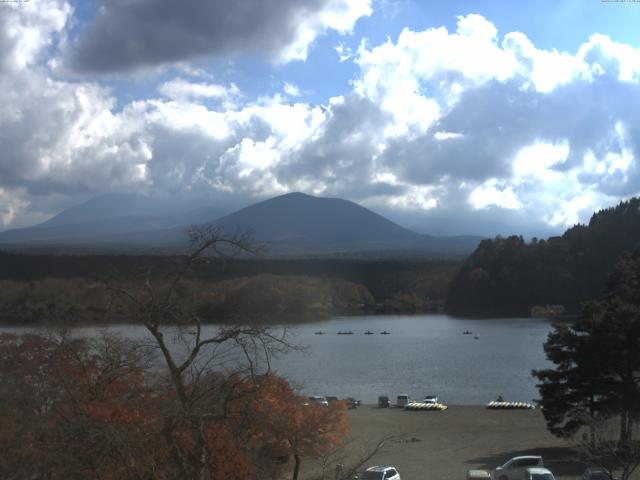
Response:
[533,319,611,441]
[448,197,640,316]
[533,249,640,442]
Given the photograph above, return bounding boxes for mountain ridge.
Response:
[0,192,483,258]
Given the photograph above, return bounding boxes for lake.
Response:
[0,314,555,405]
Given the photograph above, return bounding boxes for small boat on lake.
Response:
[463,330,473,335]
[364,331,374,335]
[337,331,354,335]
[314,331,325,335]
[380,331,390,335]
[474,334,480,340]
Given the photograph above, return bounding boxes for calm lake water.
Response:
[0,314,555,405]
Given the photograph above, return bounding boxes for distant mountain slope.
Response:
[209,192,481,256]
[0,193,227,246]
[447,197,640,316]
[212,192,419,245]
[38,193,159,227]
[0,192,483,257]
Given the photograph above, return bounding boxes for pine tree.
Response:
[533,249,640,442]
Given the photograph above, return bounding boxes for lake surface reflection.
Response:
[1,314,554,405]
[273,315,554,405]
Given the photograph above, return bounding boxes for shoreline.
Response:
[0,311,556,328]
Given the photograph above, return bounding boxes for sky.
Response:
[1,0,640,237]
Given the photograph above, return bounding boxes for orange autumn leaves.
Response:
[0,333,161,479]
[244,375,349,458]
[0,333,349,479]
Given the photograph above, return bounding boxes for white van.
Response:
[396,394,410,408]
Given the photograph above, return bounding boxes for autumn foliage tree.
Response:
[239,375,349,480]
[0,332,162,480]
[0,226,351,479]
[0,333,349,479]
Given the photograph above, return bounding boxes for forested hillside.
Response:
[447,197,640,316]
[0,253,458,324]
[0,275,375,325]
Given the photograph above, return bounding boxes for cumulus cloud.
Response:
[67,0,371,73]
[283,82,302,97]
[0,188,29,228]
[157,79,242,112]
[0,70,152,195]
[349,15,640,231]
[469,180,523,210]
[0,1,147,202]
[0,0,71,74]
[3,6,640,237]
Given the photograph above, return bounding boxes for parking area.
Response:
[324,406,586,480]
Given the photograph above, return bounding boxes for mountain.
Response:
[212,193,415,248]
[0,193,228,247]
[447,197,640,316]
[37,193,167,227]
[207,193,482,256]
[0,192,483,257]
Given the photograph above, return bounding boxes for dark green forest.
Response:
[0,253,457,324]
[447,197,640,316]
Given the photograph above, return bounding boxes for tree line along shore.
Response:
[0,253,456,325]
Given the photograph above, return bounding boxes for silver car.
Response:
[308,395,329,406]
[495,456,544,480]
[525,468,556,480]
[360,466,401,480]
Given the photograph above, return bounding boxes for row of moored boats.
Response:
[403,400,535,411]
[486,401,535,409]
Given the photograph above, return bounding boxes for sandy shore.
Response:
[303,405,586,480]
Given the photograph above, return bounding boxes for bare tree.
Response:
[108,225,292,480]
[312,433,409,480]
[578,418,640,480]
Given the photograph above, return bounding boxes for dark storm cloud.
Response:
[68,0,332,73]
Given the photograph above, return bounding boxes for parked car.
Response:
[360,465,401,480]
[423,395,438,404]
[494,456,544,480]
[346,397,361,409]
[525,467,556,480]
[308,395,329,406]
[378,396,390,408]
[396,394,410,407]
[583,467,614,480]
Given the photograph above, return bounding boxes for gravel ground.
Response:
[303,405,586,480]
